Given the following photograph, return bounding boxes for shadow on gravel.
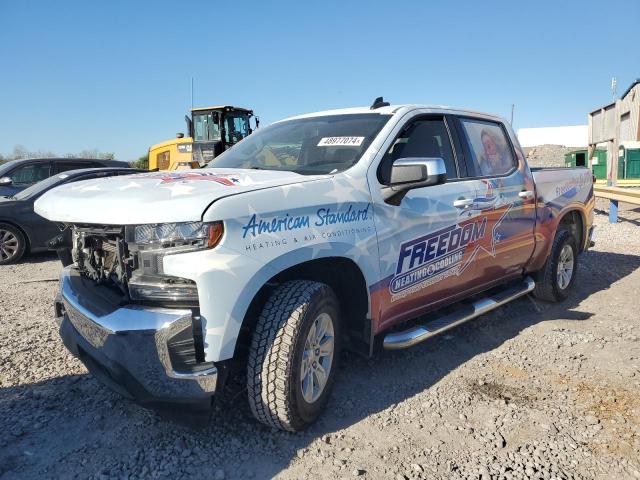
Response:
[1,250,639,479]
[17,251,58,265]
[594,207,640,226]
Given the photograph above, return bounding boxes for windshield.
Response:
[208,114,391,175]
[193,112,221,142]
[13,173,71,200]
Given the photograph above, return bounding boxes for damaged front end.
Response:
[73,225,130,295]
[53,222,225,410]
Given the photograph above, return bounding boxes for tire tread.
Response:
[247,280,331,431]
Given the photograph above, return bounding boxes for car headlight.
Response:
[127,221,223,303]
[177,143,193,153]
[134,221,223,249]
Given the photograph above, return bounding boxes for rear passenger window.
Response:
[459,119,515,177]
[379,119,458,183]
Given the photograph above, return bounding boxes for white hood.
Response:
[35,169,326,224]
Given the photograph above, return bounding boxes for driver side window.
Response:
[379,119,458,184]
[10,163,51,185]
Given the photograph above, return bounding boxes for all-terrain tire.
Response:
[532,227,578,302]
[247,280,341,431]
[0,223,27,265]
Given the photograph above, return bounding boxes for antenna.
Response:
[510,104,515,125]
[611,77,617,101]
[191,77,194,110]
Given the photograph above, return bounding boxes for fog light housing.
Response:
[128,276,199,303]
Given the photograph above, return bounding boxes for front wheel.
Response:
[532,227,578,302]
[247,280,341,431]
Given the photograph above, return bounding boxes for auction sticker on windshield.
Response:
[317,137,364,147]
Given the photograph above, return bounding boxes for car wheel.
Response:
[247,280,341,431]
[0,223,26,265]
[532,227,578,302]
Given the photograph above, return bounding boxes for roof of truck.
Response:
[191,106,253,113]
[280,105,507,123]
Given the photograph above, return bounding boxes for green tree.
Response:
[130,154,149,170]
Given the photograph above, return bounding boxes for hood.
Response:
[35,169,327,225]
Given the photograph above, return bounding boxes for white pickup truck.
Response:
[36,100,594,431]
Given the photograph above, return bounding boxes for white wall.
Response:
[517,125,588,148]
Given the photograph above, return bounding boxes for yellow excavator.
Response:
[148,106,258,171]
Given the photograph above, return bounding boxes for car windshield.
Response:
[12,173,73,200]
[207,114,391,175]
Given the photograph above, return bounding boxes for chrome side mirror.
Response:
[0,177,12,186]
[383,157,447,204]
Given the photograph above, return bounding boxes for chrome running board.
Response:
[383,276,535,350]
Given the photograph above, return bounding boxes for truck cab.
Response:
[36,102,594,431]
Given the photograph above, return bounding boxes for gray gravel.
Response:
[1,204,640,479]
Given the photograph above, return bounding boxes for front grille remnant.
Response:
[72,226,130,295]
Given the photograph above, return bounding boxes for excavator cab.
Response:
[148,105,258,171]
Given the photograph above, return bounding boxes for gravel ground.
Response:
[1,204,640,480]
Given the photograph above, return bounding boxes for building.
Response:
[588,79,640,183]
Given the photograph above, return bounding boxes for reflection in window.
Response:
[460,119,514,177]
[10,163,50,185]
[193,113,221,142]
[209,114,391,175]
[224,114,250,144]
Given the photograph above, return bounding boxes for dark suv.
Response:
[0,158,130,197]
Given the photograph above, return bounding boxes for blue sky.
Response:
[0,0,637,161]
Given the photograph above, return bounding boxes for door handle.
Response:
[453,198,473,208]
[518,190,534,200]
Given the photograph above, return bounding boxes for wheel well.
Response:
[235,257,371,360]
[0,220,31,253]
[558,210,584,252]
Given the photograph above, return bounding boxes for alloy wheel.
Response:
[300,312,335,403]
[556,244,574,290]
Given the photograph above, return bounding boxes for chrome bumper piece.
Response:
[55,267,217,406]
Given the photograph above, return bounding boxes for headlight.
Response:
[177,143,193,153]
[134,221,223,249]
[127,221,223,303]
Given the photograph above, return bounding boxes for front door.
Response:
[370,115,490,330]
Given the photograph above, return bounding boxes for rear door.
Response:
[453,116,536,280]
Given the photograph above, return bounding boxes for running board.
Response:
[383,276,535,350]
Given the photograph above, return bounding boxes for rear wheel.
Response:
[247,280,340,431]
[532,228,578,302]
[0,224,26,265]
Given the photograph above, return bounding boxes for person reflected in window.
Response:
[480,129,512,175]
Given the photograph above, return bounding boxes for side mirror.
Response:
[0,177,12,186]
[383,157,447,204]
